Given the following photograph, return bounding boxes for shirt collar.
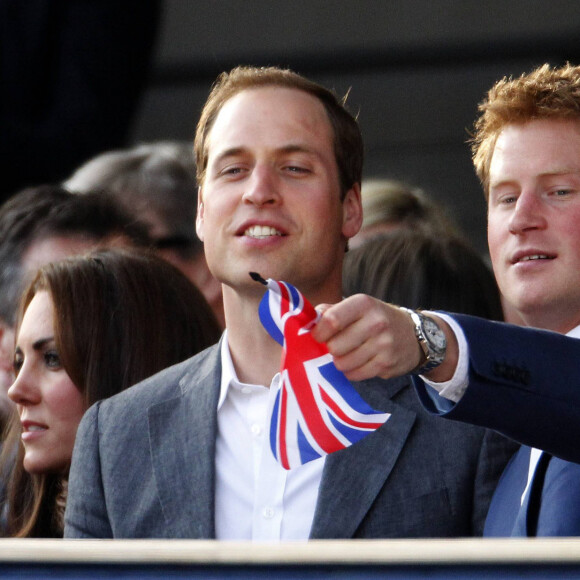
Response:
[566,324,580,339]
[218,329,235,410]
[217,329,281,410]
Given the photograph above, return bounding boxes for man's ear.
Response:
[341,183,363,240]
[196,188,205,242]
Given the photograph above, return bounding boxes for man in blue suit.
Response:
[314,63,580,536]
[65,66,515,539]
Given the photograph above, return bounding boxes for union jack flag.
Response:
[251,273,391,470]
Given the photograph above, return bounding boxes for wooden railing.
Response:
[0,538,579,578]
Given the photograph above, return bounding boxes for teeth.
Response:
[520,255,549,261]
[244,225,282,239]
[26,425,46,432]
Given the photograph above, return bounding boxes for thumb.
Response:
[314,303,332,317]
[311,303,332,342]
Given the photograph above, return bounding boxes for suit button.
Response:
[492,362,506,376]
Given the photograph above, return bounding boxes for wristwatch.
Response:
[399,307,447,374]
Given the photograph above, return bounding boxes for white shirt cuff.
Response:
[420,312,469,403]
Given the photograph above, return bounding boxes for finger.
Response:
[311,294,371,343]
[342,358,395,382]
[337,346,412,382]
[332,330,401,378]
[324,302,393,358]
[330,304,424,380]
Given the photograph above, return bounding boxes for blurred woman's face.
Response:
[8,291,85,474]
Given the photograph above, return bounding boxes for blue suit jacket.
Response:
[413,314,580,536]
[65,342,516,539]
[415,314,580,463]
[484,447,580,536]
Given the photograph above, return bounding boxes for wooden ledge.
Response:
[0,538,579,566]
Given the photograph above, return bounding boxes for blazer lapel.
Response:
[310,376,416,539]
[147,346,221,538]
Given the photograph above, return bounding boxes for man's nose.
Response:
[508,190,547,234]
[242,166,281,207]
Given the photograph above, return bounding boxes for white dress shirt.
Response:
[214,331,326,540]
[424,317,580,505]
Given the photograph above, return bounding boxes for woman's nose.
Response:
[8,365,40,406]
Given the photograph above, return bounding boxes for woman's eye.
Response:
[12,356,23,375]
[44,351,61,369]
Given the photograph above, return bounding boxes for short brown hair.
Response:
[194,66,363,199]
[471,63,580,198]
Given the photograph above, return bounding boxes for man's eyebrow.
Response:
[538,169,580,178]
[491,169,580,189]
[489,178,517,190]
[277,144,317,155]
[212,144,320,163]
[212,147,246,164]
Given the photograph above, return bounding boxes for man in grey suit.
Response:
[65,66,516,539]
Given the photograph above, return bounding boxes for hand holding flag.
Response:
[251,272,391,469]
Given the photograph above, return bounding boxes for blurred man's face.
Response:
[22,235,98,272]
[0,322,15,416]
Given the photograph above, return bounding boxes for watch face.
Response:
[423,318,446,351]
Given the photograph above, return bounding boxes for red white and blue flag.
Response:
[251,273,391,470]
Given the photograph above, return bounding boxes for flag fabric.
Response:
[255,275,391,470]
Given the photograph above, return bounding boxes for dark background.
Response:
[130,0,580,255]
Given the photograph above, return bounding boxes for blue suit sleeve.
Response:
[412,314,580,463]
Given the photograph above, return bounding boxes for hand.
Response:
[312,295,459,383]
[311,294,424,381]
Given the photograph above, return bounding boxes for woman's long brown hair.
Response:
[1,248,221,537]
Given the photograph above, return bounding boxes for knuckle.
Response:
[322,309,342,332]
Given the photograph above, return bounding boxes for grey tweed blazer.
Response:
[65,342,517,538]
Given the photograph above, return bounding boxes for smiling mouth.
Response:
[244,225,284,239]
[23,425,47,432]
[517,254,554,262]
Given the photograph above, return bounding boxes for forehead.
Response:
[205,86,335,159]
[490,118,580,180]
[19,291,54,342]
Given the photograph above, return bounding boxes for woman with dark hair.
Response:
[2,248,221,537]
[343,229,504,321]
